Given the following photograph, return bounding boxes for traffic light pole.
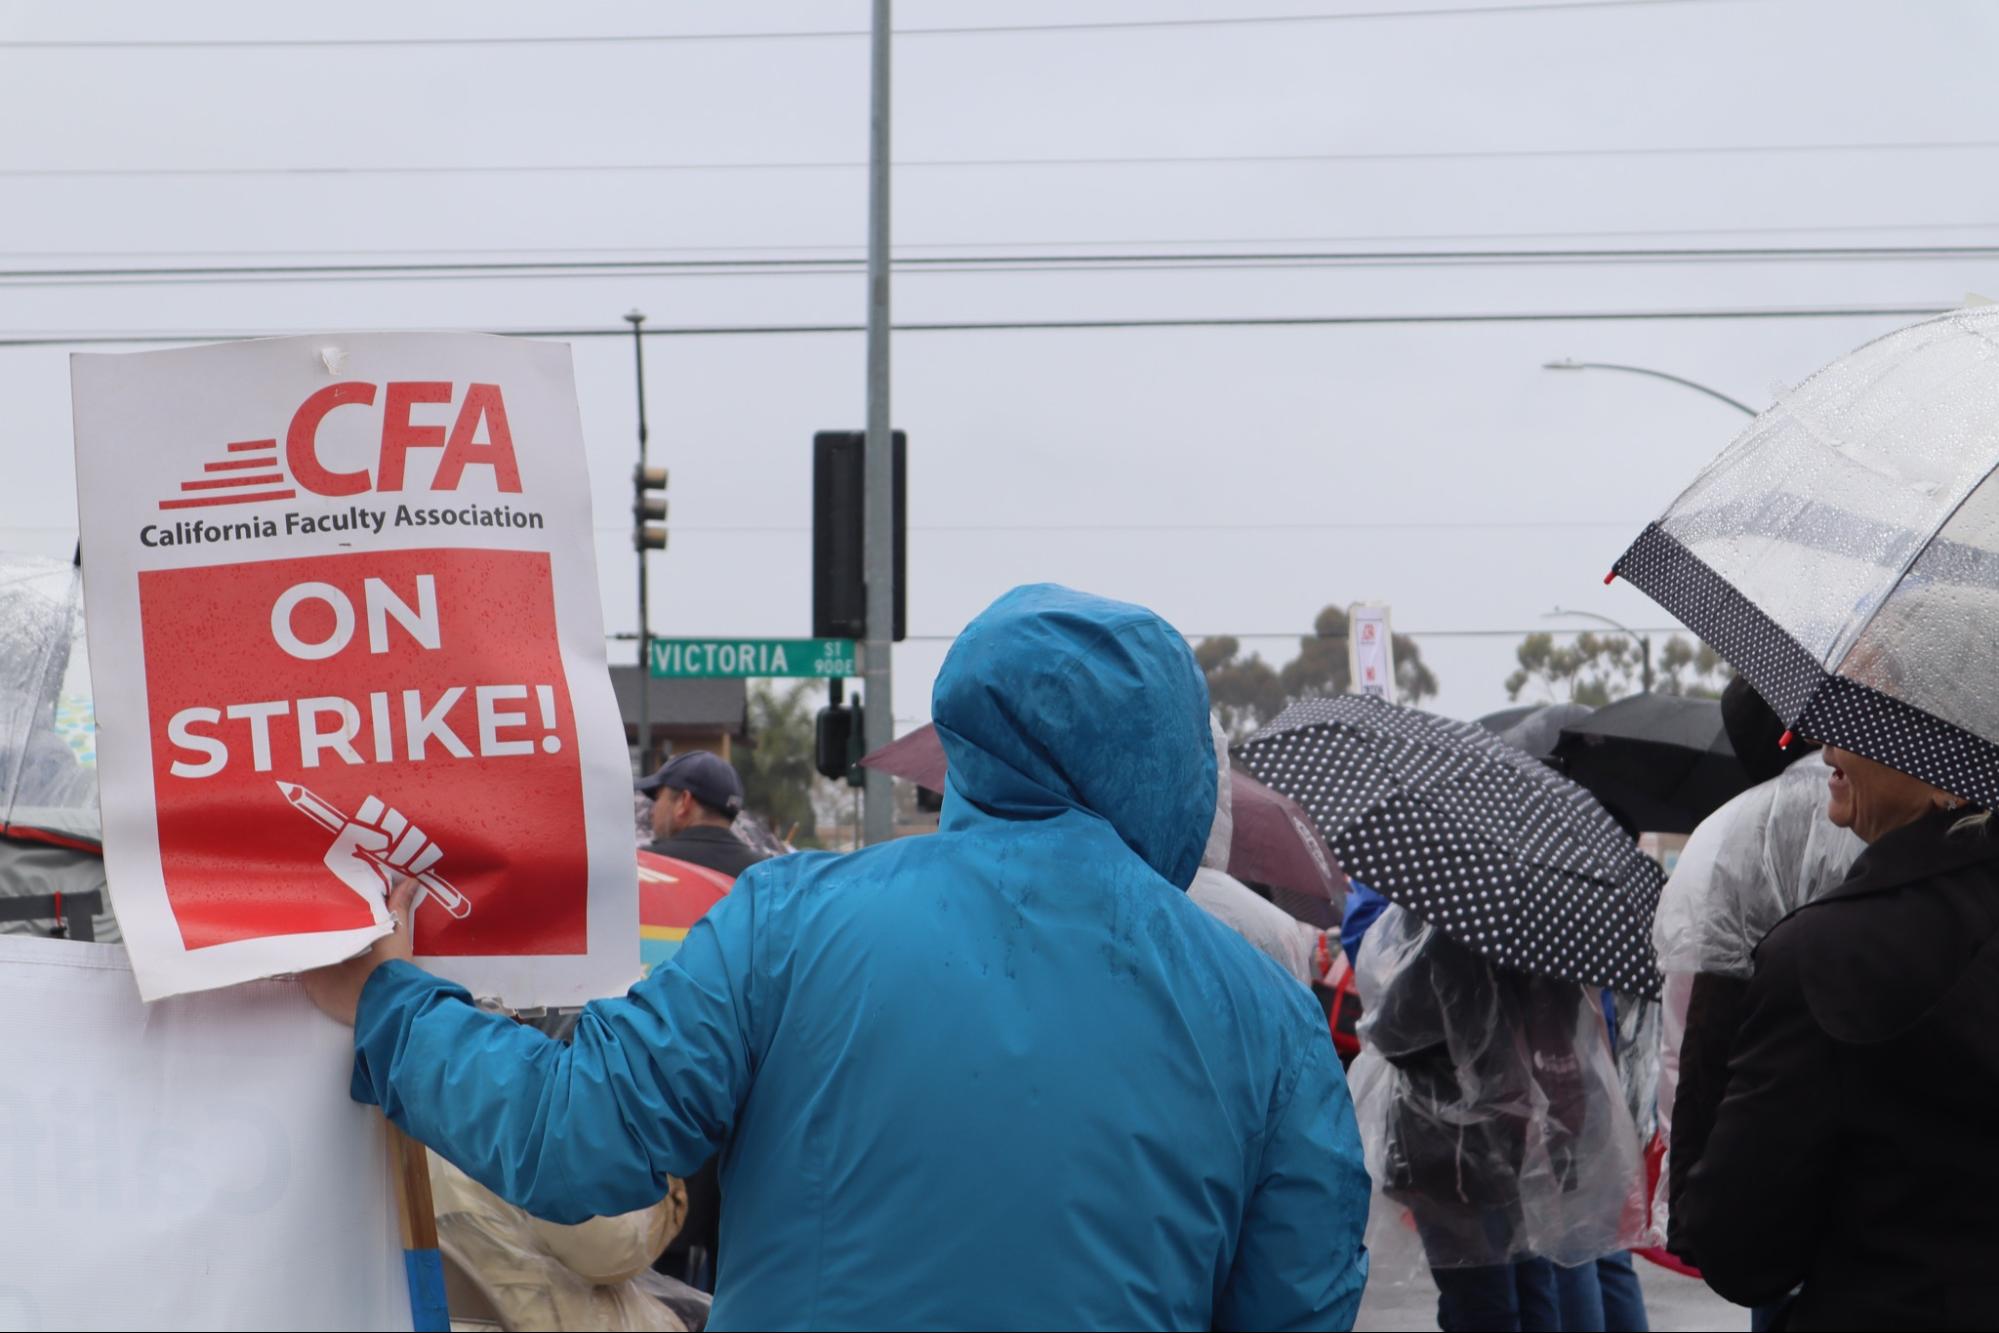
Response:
[627,308,653,775]
[861,0,895,846]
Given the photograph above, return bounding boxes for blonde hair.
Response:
[1950,808,1993,837]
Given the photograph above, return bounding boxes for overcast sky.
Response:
[5,0,1998,730]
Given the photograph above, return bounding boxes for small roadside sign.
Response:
[1346,604,1397,702]
[649,637,858,679]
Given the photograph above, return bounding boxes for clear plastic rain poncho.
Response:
[0,553,98,845]
[1613,308,1999,811]
[0,553,115,942]
[1349,904,1645,1268]
[429,1151,693,1332]
[1187,716,1326,985]
[1652,751,1864,980]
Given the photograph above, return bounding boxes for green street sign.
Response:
[649,637,858,679]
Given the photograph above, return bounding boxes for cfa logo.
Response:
[162,381,521,512]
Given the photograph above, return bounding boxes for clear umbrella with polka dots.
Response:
[1611,307,1999,814]
[1238,694,1664,998]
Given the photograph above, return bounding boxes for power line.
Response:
[0,518,1654,540]
[0,3,1759,50]
[5,517,1652,540]
[607,625,1691,643]
[594,519,1651,535]
[6,136,1984,180]
[13,216,1999,262]
[4,244,1996,290]
[0,302,1947,349]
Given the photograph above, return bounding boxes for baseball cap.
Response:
[636,750,745,817]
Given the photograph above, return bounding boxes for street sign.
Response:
[649,637,858,679]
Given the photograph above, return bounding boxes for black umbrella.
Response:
[1239,694,1662,997]
[1496,701,1595,761]
[1476,703,1543,734]
[1551,693,1754,835]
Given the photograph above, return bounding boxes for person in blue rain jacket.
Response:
[305,584,1371,1332]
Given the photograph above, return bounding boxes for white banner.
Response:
[1347,603,1397,702]
[73,334,637,1002]
[0,936,407,1331]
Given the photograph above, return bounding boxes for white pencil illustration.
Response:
[276,780,473,919]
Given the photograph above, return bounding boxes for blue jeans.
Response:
[1597,1251,1650,1331]
[1432,1260,1563,1332]
[1433,1255,1645,1332]
[1553,1258,1605,1330]
[1750,1297,1793,1331]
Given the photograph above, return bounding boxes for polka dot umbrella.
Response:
[1611,309,1999,814]
[1238,694,1663,997]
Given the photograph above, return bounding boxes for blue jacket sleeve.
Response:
[350,867,772,1225]
[1340,881,1388,969]
[1215,1037,1372,1332]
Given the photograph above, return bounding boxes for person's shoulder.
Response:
[728,836,939,914]
[650,827,762,873]
[1765,859,1997,1043]
[1166,883,1330,1051]
[728,846,838,898]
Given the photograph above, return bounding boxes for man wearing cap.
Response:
[637,751,766,879]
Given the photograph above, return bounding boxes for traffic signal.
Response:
[814,698,868,785]
[812,431,905,641]
[634,464,668,551]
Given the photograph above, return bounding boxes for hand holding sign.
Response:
[300,877,421,1027]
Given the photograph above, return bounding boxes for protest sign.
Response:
[73,334,637,1002]
[0,935,408,1330]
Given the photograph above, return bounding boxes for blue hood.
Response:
[932,583,1216,889]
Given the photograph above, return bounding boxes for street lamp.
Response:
[1543,358,1757,417]
[1546,606,1653,693]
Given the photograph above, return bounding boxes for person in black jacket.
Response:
[1662,681,1861,1269]
[637,750,766,879]
[1675,744,1999,1330]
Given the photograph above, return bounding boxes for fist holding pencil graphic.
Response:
[277,781,473,919]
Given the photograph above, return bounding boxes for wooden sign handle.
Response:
[388,1122,448,1331]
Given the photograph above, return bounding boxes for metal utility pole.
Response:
[627,308,653,774]
[861,0,895,845]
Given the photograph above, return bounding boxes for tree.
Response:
[1196,636,1286,741]
[1198,605,1440,742]
[1503,632,1729,705]
[738,681,827,847]
[1655,635,1731,699]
